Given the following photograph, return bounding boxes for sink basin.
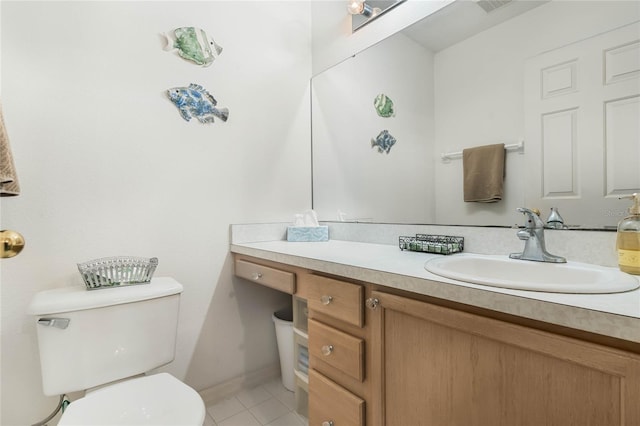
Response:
[424,254,639,294]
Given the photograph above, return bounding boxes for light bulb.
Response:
[347,0,365,15]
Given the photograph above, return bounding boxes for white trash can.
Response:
[272,308,294,391]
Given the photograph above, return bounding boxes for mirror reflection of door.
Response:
[525,22,640,228]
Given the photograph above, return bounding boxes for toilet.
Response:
[28,277,205,425]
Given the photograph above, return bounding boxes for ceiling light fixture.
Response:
[347,1,380,18]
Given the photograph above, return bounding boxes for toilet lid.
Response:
[58,373,205,426]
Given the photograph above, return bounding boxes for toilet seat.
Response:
[58,373,205,425]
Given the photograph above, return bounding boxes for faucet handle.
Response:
[516,207,545,229]
[546,207,565,229]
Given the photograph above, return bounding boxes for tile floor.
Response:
[203,378,308,426]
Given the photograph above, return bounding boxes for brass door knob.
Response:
[1,230,25,258]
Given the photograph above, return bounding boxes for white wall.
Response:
[0,1,310,424]
[433,0,640,225]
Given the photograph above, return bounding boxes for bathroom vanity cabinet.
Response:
[233,253,640,425]
[369,290,640,426]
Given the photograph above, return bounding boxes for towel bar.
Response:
[441,139,524,161]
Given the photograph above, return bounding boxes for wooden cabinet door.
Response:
[369,291,640,426]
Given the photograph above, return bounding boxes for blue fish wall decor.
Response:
[167,84,229,124]
[163,27,222,67]
[371,130,396,154]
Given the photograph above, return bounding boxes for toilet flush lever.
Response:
[38,318,70,330]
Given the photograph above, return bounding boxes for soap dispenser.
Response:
[617,193,640,275]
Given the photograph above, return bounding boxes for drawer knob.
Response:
[321,345,334,356]
[320,295,333,305]
[366,297,380,310]
[251,272,263,280]
[322,421,334,426]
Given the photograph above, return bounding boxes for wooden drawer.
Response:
[309,369,365,426]
[309,319,364,382]
[234,259,296,294]
[299,274,363,327]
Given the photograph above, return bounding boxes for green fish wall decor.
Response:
[163,27,222,67]
[374,93,395,118]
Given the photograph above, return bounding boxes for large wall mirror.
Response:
[312,0,640,229]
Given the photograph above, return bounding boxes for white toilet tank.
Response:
[28,277,183,396]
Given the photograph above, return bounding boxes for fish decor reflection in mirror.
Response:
[371,129,396,154]
[371,94,396,154]
[374,93,395,117]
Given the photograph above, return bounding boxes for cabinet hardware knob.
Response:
[366,297,380,310]
[322,421,334,426]
[321,345,334,356]
[251,272,263,280]
[320,295,333,305]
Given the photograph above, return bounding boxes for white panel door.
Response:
[525,22,640,228]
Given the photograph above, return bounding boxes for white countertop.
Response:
[231,239,640,344]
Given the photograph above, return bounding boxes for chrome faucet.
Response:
[510,207,566,263]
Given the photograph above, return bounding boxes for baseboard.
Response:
[198,362,281,406]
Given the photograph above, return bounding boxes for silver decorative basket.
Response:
[399,234,464,255]
[77,256,158,290]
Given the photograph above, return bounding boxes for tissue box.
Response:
[287,226,329,242]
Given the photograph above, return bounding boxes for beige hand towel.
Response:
[0,102,20,197]
[463,143,505,203]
